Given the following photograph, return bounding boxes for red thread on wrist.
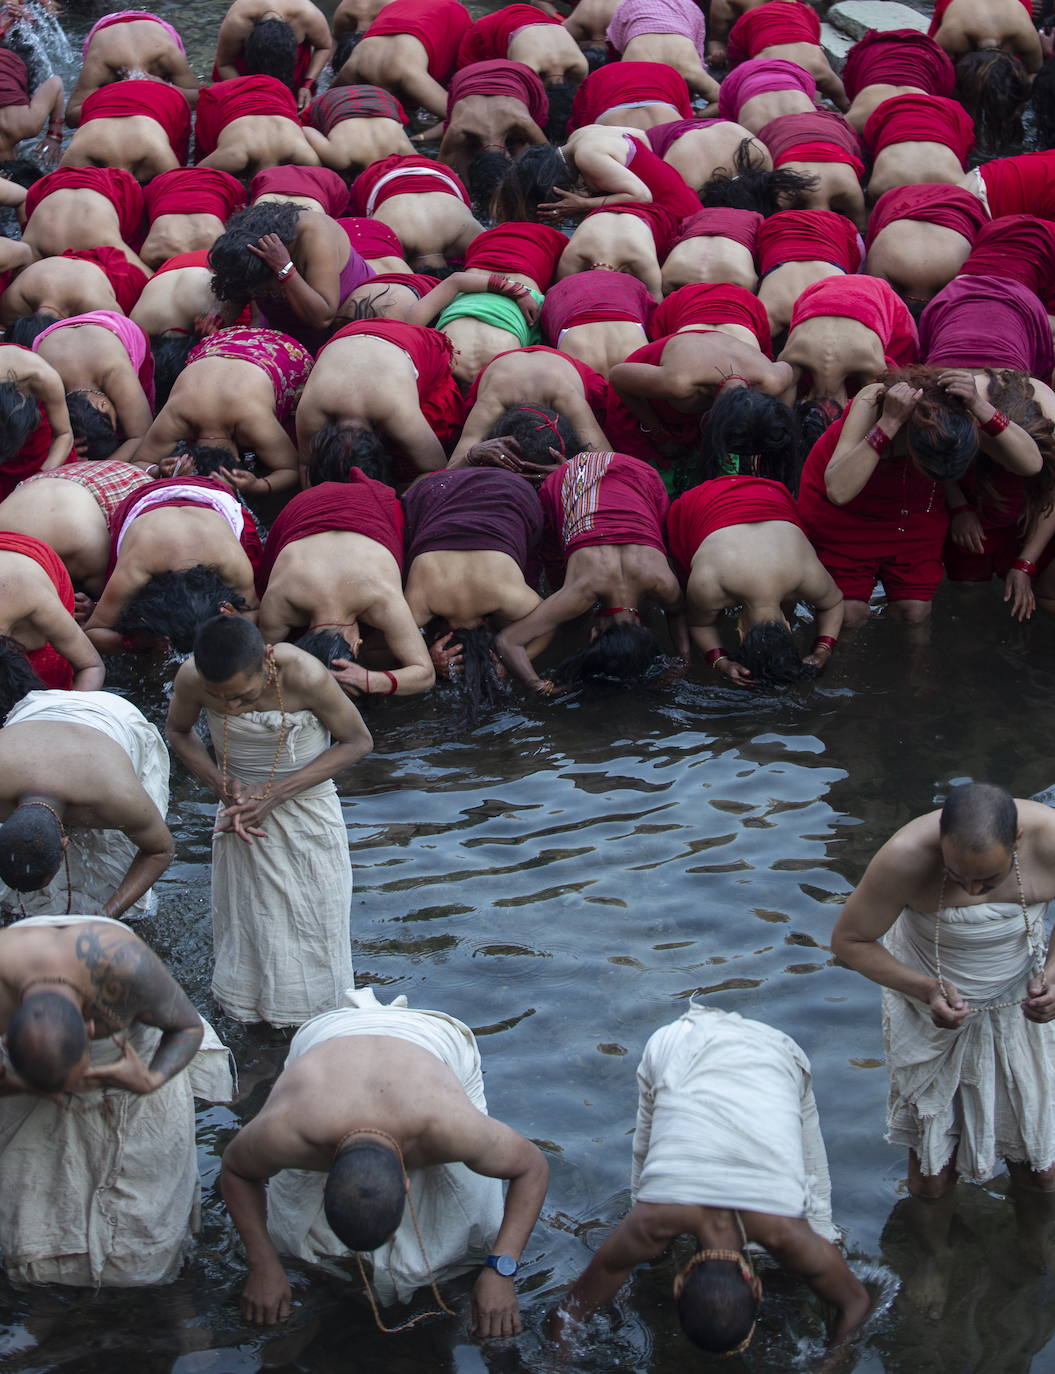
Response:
[865,425,892,456]
[382,670,399,695]
[1012,558,1038,577]
[981,409,1011,436]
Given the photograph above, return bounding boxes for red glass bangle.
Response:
[865,425,892,456]
[1012,558,1038,577]
[382,669,399,695]
[704,648,728,669]
[487,272,506,294]
[981,409,1011,436]
[813,635,837,653]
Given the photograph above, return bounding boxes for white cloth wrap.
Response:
[206,708,353,1027]
[882,901,1055,1182]
[266,986,505,1306]
[0,916,233,1288]
[114,482,246,557]
[631,1005,837,1241]
[0,691,170,919]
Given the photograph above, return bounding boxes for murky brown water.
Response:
[2,4,1055,1372]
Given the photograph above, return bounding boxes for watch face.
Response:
[493,1254,518,1277]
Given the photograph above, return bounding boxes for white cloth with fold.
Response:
[0,690,170,919]
[267,986,505,1305]
[632,1004,837,1241]
[207,708,353,1027]
[883,900,1055,1182]
[0,915,234,1287]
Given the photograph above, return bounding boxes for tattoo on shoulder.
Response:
[74,924,178,1025]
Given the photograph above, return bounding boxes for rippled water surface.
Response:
[3,2,1055,1371]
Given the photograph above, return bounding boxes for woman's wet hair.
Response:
[0,376,41,463]
[1032,55,1055,149]
[701,139,818,215]
[582,44,609,72]
[6,310,59,348]
[245,17,298,89]
[0,803,63,894]
[491,144,573,223]
[66,392,120,461]
[489,404,580,463]
[6,993,87,1093]
[468,150,512,213]
[550,619,663,688]
[676,1257,760,1355]
[297,628,356,669]
[880,366,976,481]
[700,386,804,493]
[308,423,391,486]
[796,396,844,452]
[976,369,1055,535]
[737,621,817,686]
[0,157,43,189]
[445,624,505,728]
[151,332,198,409]
[955,50,1029,150]
[324,1139,406,1251]
[544,81,575,142]
[193,613,265,683]
[331,30,361,73]
[0,634,43,719]
[120,568,250,654]
[209,201,303,303]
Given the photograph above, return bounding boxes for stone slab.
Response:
[827,1,930,40]
[820,19,855,65]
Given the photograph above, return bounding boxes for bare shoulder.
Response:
[1021,798,1055,847]
[273,641,330,695]
[171,656,205,700]
[873,811,940,874]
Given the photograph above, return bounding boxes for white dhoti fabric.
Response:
[0,916,233,1287]
[0,690,170,919]
[632,1004,837,1241]
[207,709,353,1027]
[267,987,505,1305]
[883,901,1055,1182]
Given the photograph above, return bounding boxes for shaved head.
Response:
[940,782,1018,852]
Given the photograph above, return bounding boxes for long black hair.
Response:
[700,386,804,493]
[308,424,391,486]
[151,333,198,409]
[701,139,818,215]
[0,376,41,463]
[489,405,581,463]
[65,392,120,461]
[445,624,505,728]
[0,635,43,720]
[737,621,817,686]
[491,145,573,223]
[6,310,59,348]
[244,17,298,89]
[550,619,664,688]
[1031,55,1055,149]
[209,202,303,303]
[955,50,1029,150]
[119,567,249,653]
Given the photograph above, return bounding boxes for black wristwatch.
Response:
[484,1254,519,1277]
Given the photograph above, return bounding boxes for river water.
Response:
[3,3,1055,1372]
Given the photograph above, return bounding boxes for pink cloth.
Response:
[185,327,314,430]
[539,450,670,556]
[446,60,548,129]
[726,0,821,66]
[82,11,185,58]
[673,207,763,253]
[919,274,1055,378]
[718,57,816,122]
[606,0,708,61]
[788,276,919,368]
[33,310,155,408]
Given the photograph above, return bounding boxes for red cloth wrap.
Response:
[210,36,314,88]
[841,29,955,100]
[757,209,862,275]
[250,165,348,216]
[864,181,988,247]
[349,154,470,213]
[569,60,692,131]
[757,111,865,179]
[649,283,773,355]
[24,168,145,245]
[337,215,404,262]
[361,270,439,298]
[193,75,299,160]
[0,403,54,500]
[979,152,1055,222]
[447,60,548,128]
[674,207,763,253]
[59,247,149,315]
[539,450,669,556]
[143,168,246,225]
[645,117,722,160]
[862,93,975,166]
[796,412,948,601]
[727,0,821,65]
[365,0,473,83]
[788,275,918,367]
[79,80,191,162]
[929,0,1032,36]
[541,269,654,339]
[303,85,409,131]
[464,222,568,289]
[583,201,682,258]
[667,475,803,578]
[604,334,701,465]
[152,248,211,276]
[107,475,263,581]
[262,476,405,583]
[456,4,563,68]
[319,319,464,444]
[919,273,1055,377]
[462,344,610,425]
[959,215,1055,307]
[0,531,75,688]
[620,132,701,220]
[0,48,28,108]
[941,466,1051,580]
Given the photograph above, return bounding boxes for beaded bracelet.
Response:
[981,409,1011,436]
[1012,558,1038,577]
[865,425,892,457]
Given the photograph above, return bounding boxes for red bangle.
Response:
[813,635,837,653]
[981,409,1011,436]
[1012,558,1038,577]
[487,272,506,294]
[704,648,728,669]
[865,425,892,457]
[382,669,398,695]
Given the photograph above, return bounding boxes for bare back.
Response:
[0,482,110,591]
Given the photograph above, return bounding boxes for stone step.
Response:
[827,0,930,41]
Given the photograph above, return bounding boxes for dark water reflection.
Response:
[4,2,1055,1370]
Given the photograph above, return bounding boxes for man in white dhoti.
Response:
[219,987,549,1338]
[558,1005,870,1356]
[0,689,174,920]
[832,782,1055,1197]
[166,616,372,1027]
[0,915,233,1286]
